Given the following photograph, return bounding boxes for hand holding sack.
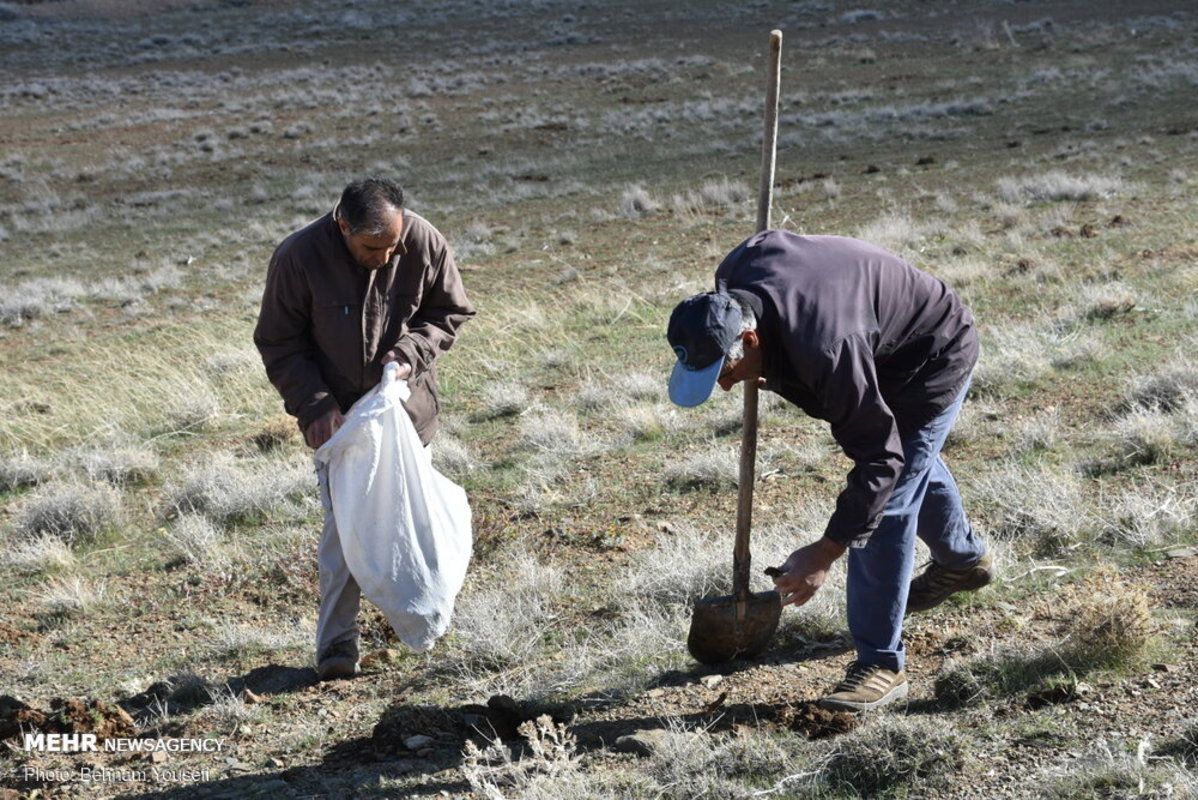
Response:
[315,362,472,651]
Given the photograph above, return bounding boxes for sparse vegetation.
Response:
[15,480,124,546]
[2,0,1197,797]
[821,715,965,796]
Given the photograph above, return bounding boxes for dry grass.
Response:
[1,1,1197,797]
[821,715,964,796]
[15,480,124,546]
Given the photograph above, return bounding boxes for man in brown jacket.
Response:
[255,177,475,680]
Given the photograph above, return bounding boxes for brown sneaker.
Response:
[906,551,994,615]
[316,639,361,681]
[820,661,909,712]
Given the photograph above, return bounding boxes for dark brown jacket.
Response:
[717,232,978,548]
[254,209,475,445]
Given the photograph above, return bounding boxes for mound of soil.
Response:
[0,696,135,743]
[777,701,861,739]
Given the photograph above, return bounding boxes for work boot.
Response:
[906,551,994,615]
[820,661,908,712]
[316,639,360,681]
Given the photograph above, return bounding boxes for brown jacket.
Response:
[254,209,475,445]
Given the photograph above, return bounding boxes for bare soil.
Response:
[1,0,1196,797]
[2,553,1194,798]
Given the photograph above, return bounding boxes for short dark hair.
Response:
[337,177,405,235]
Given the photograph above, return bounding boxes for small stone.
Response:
[614,729,673,757]
[1165,546,1198,559]
[700,675,724,689]
[361,648,404,668]
[404,734,434,750]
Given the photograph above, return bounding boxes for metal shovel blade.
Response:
[686,590,782,665]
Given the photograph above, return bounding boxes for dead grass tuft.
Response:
[0,450,53,492]
[35,574,107,617]
[662,450,739,492]
[250,415,299,453]
[1059,567,1156,672]
[164,512,225,566]
[16,480,124,546]
[75,444,159,487]
[1122,363,1198,413]
[4,534,77,574]
[935,568,1157,708]
[821,714,964,796]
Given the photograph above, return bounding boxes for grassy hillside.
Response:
[2,0,1197,797]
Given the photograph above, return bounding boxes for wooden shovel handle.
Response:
[733,29,782,599]
[756,30,783,234]
[732,379,761,597]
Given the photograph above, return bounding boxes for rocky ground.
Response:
[2,551,1195,798]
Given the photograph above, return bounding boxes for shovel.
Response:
[686,30,784,665]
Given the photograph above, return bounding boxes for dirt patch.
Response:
[777,700,860,739]
[12,0,290,20]
[0,696,135,742]
[0,622,27,647]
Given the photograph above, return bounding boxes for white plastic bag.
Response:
[314,362,472,651]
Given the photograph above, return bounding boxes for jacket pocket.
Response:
[312,301,361,350]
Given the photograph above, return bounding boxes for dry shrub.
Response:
[1122,363,1198,414]
[971,462,1088,556]
[1111,406,1181,467]
[0,450,53,492]
[663,451,738,492]
[620,184,658,217]
[463,715,586,799]
[5,534,77,574]
[935,569,1156,709]
[251,415,299,453]
[1059,567,1155,672]
[482,381,531,419]
[77,445,159,487]
[16,480,124,546]
[36,575,107,617]
[1041,737,1195,800]
[164,512,225,566]
[932,646,1063,709]
[165,453,313,525]
[822,714,964,796]
[1097,481,1196,549]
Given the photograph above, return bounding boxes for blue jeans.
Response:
[846,377,984,672]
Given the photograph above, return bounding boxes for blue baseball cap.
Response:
[666,291,743,407]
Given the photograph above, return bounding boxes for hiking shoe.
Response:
[820,661,909,712]
[906,551,994,615]
[316,639,360,681]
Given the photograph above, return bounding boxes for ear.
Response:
[742,329,760,349]
[335,215,350,236]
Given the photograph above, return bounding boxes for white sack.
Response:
[314,362,472,651]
